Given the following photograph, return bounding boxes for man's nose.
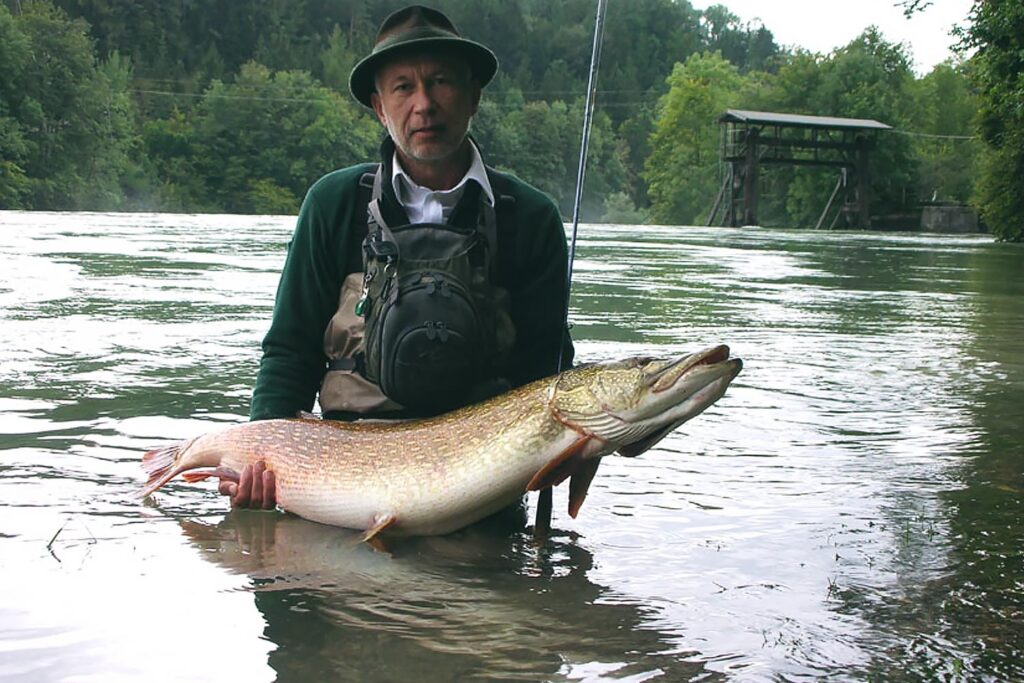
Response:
[409,82,437,112]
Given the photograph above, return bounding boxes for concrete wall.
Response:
[920,205,981,234]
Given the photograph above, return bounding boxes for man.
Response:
[222,5,574,508]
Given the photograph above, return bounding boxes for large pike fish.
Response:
[142,345,742,540]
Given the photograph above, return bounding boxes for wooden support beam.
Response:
[742,128,759,225]
[815,170,846,230]
[856,137,871,228]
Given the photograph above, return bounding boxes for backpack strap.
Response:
[356,166,376,210]
[477,200,498,279]
[357,167,378,271]
[360,164,399,270]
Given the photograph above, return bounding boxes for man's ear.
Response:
[371,92,387,127]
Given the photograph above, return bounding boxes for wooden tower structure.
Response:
[707,109,891,229]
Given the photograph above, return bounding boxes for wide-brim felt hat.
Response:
[349,5,498,108]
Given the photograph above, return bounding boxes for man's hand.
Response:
[219,461,277,509]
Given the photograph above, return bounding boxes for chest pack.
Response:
[353,167,514,414]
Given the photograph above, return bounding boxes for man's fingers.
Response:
[219,461,274,510]
[250,461,264,506]
[261,470,276,510]
[233,464,253,508]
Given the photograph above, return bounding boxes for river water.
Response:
[1,211,1021,682]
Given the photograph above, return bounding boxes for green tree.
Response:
[957,0,1024,241]
[483,96,627,220]
[616,106,656,209]
[644,52,748,224]
[141,108,205,210]
[540,60,576,102]
[494,100,573,208]
[909,62,980,204]
[0,6,31,207]
[700,5,779,72]
[815,28,917,220]
[0,1,138,210]
[572,103,630,221]
[319,24,360,93]
[599,0,704,127]
[185,62,378,213]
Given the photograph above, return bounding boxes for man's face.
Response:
[370,51,481,169]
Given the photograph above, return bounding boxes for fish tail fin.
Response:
[140,439,195,498]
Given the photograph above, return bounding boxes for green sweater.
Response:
[250,152,575,421]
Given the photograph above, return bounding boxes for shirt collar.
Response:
[390,140,495,209]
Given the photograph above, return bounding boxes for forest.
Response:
[0,0,1020,240]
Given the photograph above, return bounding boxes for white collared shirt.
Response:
[390,141,495,224]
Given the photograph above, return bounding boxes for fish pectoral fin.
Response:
[616,422,677,458]
[526,436,592,491]
[568,457,601,519]
[360,512,397,543]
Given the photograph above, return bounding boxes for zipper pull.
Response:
[355,270,374,317]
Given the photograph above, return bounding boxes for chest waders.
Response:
[320,167,515,417]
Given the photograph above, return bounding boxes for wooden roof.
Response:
[720,109,891,131]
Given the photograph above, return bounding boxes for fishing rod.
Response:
[536,0,609,541]
[566,0,608,299]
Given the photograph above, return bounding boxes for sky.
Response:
[688,0,975,74]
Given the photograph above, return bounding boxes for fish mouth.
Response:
[648,344,732,392]
[617,346,741,458]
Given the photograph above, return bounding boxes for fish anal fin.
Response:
[360,512,397,544]
[568,457,602,518]
[526,436,591,492]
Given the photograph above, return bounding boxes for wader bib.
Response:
[320,166,515,417]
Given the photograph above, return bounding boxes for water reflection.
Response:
[182,512,709,681]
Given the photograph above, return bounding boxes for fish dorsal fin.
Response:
[568,457,601,518]
[526,436,591,491]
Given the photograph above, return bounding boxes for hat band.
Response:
[373,26,461,55]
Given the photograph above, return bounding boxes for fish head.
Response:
[551,345,742,458]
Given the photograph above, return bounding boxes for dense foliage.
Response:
[0,2,140,208]
[0,0,1005,233]
[956,0,1024,241]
